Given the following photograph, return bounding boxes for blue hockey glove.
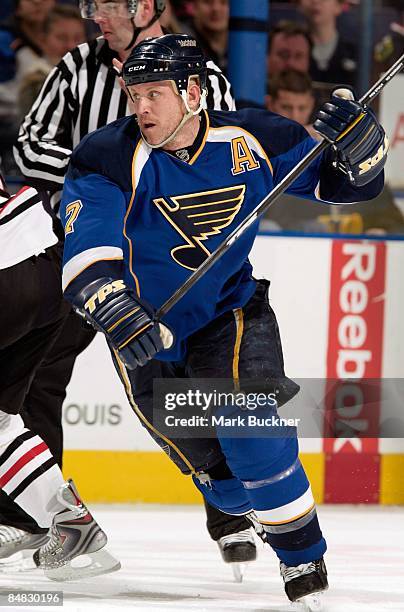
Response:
[73,277,174,369]
[314,88,388,187]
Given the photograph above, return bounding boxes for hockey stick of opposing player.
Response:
[156,53,404,321]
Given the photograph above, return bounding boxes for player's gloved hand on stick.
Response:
[314,87,388,187]
[73,277,174,369]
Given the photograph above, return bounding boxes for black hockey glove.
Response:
[314,88,388,187]
[73,277,174,369]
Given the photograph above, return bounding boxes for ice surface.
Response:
[0,505,403,612]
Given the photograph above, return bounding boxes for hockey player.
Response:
[60,35,387,606]
[10,0,255,578]
[0,173,120,580]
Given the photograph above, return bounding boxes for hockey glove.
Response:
[73,277,174,369]
[314,88,388,187]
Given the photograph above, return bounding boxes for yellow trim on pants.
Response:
[112,349,197,474]
[232,308,244,388]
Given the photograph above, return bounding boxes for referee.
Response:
[10,0,256,575]
[15,0,235,213]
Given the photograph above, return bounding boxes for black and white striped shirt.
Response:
[0,186,58,269]
[14,37,235,212]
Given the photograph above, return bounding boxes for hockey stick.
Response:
[156,53,404,321]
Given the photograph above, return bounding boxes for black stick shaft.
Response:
[156,53,404,321]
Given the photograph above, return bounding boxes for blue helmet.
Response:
[122,34,207,93]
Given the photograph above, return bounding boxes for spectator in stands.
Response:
[262,67,404,235]
[0,0,56,171]
[267,21,311,79]
[11,0,55,51]
[185,0,229,73]
[297,0,357,86]
[159,0,182,33]
[374,17,404,73]
[43,4,86,65]
[170,0,193,21]
[18,5,87,119]
[266,69,315,128]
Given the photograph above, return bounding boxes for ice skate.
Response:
[33,479,121,581]
[245,510,267,543]
[0,526,48,571]
[217,528,257,583]
[280,558,328,611]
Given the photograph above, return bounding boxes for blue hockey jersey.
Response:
[61,108,384,361]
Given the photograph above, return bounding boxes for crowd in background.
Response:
[1,0,403,234]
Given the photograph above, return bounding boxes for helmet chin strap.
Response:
[125,20,141,51]
[141,86,207,149]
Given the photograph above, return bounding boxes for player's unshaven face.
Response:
[129,81,191,147]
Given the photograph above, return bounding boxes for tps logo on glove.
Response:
[75,276,175,369]
[359,134,389,176]
[85,280,127,314]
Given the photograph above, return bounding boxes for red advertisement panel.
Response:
[324,240,386,503]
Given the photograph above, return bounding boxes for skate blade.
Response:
[44,548,121,582]
[295,592,324,612]
[231,562,248,583]
[0,550,37,573]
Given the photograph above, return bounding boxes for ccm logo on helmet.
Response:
[128,65,146,72]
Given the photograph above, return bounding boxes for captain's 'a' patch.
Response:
[153,185,246,271]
